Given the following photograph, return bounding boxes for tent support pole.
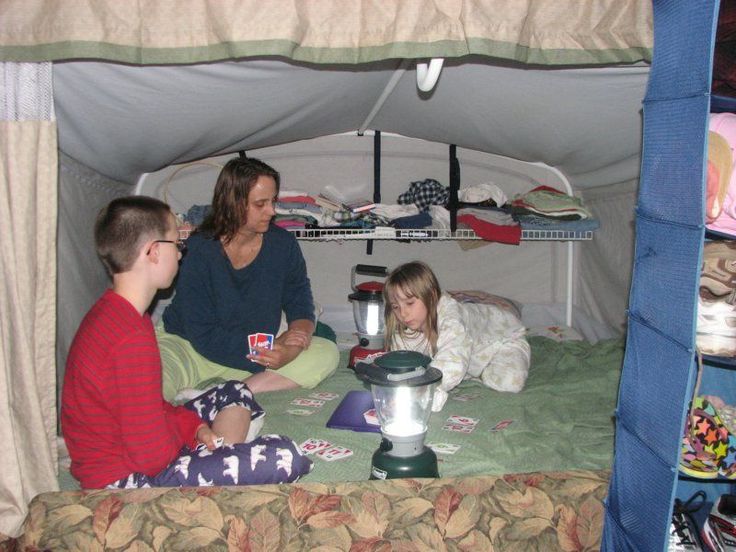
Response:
[358,61,409,135]
[366,131,381,255]
[449,145,459,232]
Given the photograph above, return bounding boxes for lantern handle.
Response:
[387,367,426,381]
[351,264,388,291]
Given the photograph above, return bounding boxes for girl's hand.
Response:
[196,424,221,450]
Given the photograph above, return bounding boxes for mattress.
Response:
[57,334,622,489]
[253,335,623,482]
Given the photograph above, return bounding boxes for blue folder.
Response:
[325,390,381,433]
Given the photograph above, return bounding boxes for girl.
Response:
[384,261,531,412]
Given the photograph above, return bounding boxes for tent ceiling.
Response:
[53,57,649,189]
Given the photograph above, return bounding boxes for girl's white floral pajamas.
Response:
[391,292,530,411]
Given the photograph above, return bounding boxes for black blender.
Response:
[348,264,388,369]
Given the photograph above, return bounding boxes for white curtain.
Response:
[0,62,58,538]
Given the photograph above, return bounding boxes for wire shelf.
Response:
[178,227,594,242]
[287,227,594,241]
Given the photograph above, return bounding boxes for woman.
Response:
[158,157,339,400]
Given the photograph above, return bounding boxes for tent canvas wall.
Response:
[1,1,711,549]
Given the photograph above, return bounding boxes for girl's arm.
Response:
[428,300,471,411]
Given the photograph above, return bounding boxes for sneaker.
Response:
[701,241,736,298]
[680,397,731,479]
[669,492,706,551]
[702,495,736,551]
[696,296,736,357]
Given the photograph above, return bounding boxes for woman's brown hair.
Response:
[198,157,280,243]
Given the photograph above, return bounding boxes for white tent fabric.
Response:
[53,60,650,189]
[0,62,58,537]
[0,0,654,538]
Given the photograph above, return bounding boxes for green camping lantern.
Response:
[355,350,442,480]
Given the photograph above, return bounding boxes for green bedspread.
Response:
[256,336,623,483]
[56,336,623,490]
[37,336,620,550]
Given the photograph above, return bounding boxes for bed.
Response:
[252,335,621,483]
[6,328,622,550]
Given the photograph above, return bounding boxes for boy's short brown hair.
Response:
[94,196,172,276]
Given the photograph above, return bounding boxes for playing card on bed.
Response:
[490,419,514,432]
[363,408,379,425]
[299,438,333,455]
[286,408,315,416]
[447,415,479,427]
[443,423,475,434]
[309,391,339,401]
[427,442,461,455]
[291,398,325,408]
[316,445,353,461]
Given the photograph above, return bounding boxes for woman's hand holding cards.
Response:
[249,343,302,369]
[247,326,311,369]
[247,333,301,370]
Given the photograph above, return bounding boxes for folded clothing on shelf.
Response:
[511,185,593,220]
[458,182,507,207]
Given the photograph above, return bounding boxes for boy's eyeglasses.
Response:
[150,239,187,253]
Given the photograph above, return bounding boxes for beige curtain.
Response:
[0,0,652,65]
[0,62,58,538]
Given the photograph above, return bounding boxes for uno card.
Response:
[427,443,461,455]
[316,445,353,461]
[443,423,475,434]
[491,419,514,432]
[447,415,479,427]
[286,408,315,416]
[248,334,258,355]
[363,408,379,425]
[309,392,339,401]
[290,398,325,408]
[256,333,274,350]
[299,438,332,455]
[249,333,274,356]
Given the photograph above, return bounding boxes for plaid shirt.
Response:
[397,179,449,212]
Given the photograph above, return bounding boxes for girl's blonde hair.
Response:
[383,261,442,354]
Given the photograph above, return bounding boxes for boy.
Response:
[61,196,311,489]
